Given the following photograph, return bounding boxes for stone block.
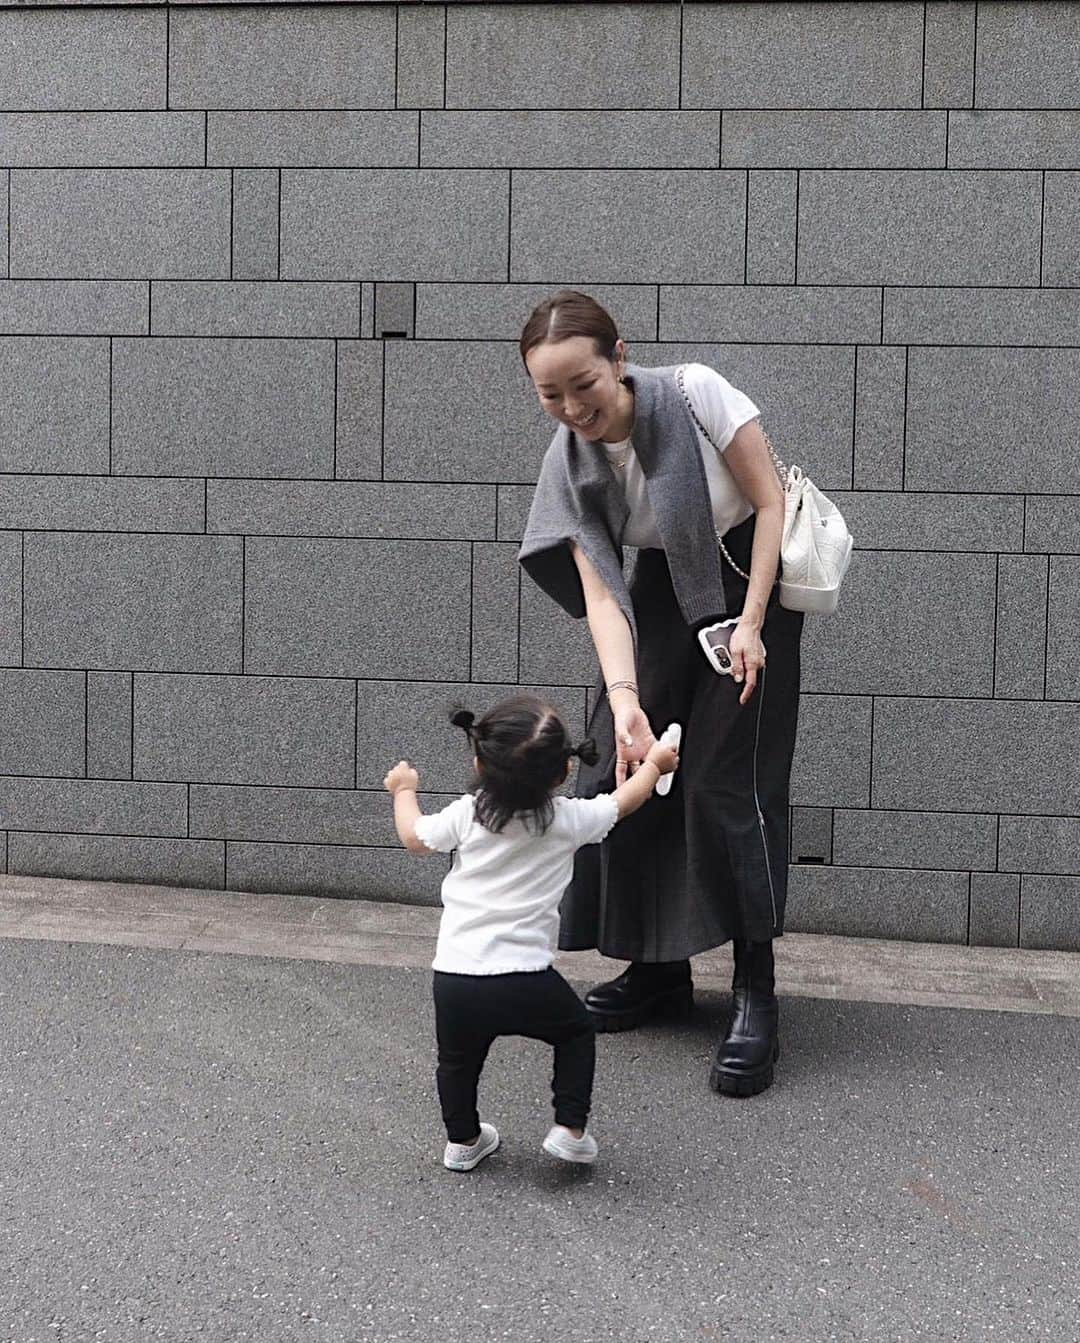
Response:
[923,3,976,109]
[1046,558,1080,702]
[511,171,745,284]
[374,282,415,339]
[884,286,1080,346]
[225,841,442,905]
[906,347,1080,493]
[970,874,1020,949]
[999,817,1080,876]
[995,555,1049,701]
[231,170,278,283]
[133,673,356,788]
[112,338,334,478]
[801,552,995,697]
[1019,876,1080,953]
[10,170,231,280]
[791,695,872,809]
[1042,173,1080,286]
[0,777,183,837]
[415,284,658,341]
[0,10,165,111]
[852,347,905,489]
[1025,496,1080,555]
[87,672,133,780]
[949,112,1080,169]
[650,342,855,490]
[0,112,202,167]
[383,341,551,484]
[169,6,396,110]
[361,282,375,339]
[745,170,797,284]
[151,281,359,338]
[975,3,1080,108]
[0,532,20,666]
[397,4,445,110]
[422,111,719,168]
[0,281,147,336]
[0,670,85,777]
[789,807,833,865]
[8,834,224,890]
[827,491,1024,554]
[471,543,520,683]
[683,3,922,109]
[243,537,470,680]
[207,480,495,541]
[518,575,597,688]
[660,285,879,345]
[24,533,243,673]
[190,784,445,846]
[335,340,384,480]
[797,170,1041,285]
[355,680,588,793]
[785,865,968,943]
[207,112,417,168]
[0,476,204,533]
[832,809,996,872]
[497,486,535,542]
[722,111,945,168]
[280,169,508,281]
[446,4,678,110]
[0,337,109,473]
[872,698,1080,815]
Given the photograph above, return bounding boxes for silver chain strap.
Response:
[675,363,789,583]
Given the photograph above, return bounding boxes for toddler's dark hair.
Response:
[450,695,599,835]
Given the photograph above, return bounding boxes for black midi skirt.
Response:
[559,518,804,961]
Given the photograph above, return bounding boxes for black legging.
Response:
[433,968,596,1142]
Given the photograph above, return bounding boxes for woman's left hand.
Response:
[729,619,766,706]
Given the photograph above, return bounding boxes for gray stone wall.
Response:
[2,0,1078,949]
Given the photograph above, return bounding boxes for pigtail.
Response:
[450,708,476,738]
[572,738,599,767]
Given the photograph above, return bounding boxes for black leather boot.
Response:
[584,960,693,1033]
[709,940,779,1097]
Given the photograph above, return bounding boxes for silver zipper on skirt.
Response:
[751,666,779,931]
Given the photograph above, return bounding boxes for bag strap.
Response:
[674,364,789,584]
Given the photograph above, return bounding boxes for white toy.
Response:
[654,722,682,797]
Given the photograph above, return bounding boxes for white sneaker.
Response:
[542,1124,598,1164]
[443,1122,499,1172]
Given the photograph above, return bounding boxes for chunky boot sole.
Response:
[587,983,694,1033]
[708,1041,780,1098]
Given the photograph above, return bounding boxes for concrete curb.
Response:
[2,872,1079,1017]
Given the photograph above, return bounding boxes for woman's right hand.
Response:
[611,697,656,786]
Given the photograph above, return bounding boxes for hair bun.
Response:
[574,738,600,768]
[450,708,476,734]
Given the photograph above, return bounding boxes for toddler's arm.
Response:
[383,761,435,854]
[612,739,679,820]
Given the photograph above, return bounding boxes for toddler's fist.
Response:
[384,761,419,795]
[647,741,679,776]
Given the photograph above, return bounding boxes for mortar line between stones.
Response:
[678,0,684,109]
[229,170,234,280]
[850,344,858,488]
[240,535,246,675]
[971,3,979,108]
[506,169,513,283]
[1038,170,1045,287]
[203,112,208,168]
[743,170,749,283]
[717,109,722,168]
[966,871,972,946]
[147,279,152,335]
[83,672,89,779]
[654,285,661,340]
[379,341,386,479]
[900,346,909,490]
[393,4,400,109]
[186,783,191,838]
[995,812,1000,874]
[277,169,282,279]
[107,338,113,473]
[468,542,474,681]
[991,553,1000,696]
[944,110,950,168]
[1042,554,1051,700]
[867,697,876,809]
[129,673,135,781]
[203,478,208,533]
[19,530,24,667]
[6,169,10,274]
[879,286,885,343]
[442,3,448,107]
[165,7,170,111]
[793,169,800,283]
[354,682,359,790]
[920,2,926,109]
[332,340,338,478]
[1021,494,1027,552]
[515,566,523,684]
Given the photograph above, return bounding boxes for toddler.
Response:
[384,693,678,1172]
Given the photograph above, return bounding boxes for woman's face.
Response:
[525,335,628,441]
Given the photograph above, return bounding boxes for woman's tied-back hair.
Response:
[450,694,599,835]
[518,289,620,369]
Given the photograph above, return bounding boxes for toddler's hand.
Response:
[384,761,419,795]
[647,741,679,776]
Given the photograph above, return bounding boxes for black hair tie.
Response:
[450,708,476,738]
[573,738,599,768]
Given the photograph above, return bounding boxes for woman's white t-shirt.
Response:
[415,792,620,976]
[602,362,760,548]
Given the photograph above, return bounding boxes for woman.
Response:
[517,291,803,1098]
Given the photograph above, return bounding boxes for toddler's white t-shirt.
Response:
[415,792,619,976]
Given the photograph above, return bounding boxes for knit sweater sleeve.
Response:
[517,435,588,618]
